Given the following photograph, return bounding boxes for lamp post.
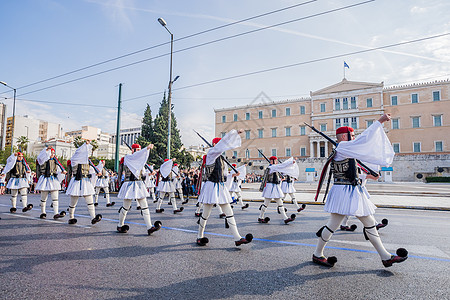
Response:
[24,125,29,154]
[0,81,16,155]
[158,17,180,159]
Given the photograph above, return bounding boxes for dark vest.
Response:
[124,164,142,181]
[268,171,280,184]
[203,156,227,183]
[73,164,90,180]
[285,175,292,183]
[10,161,27,178]
[331,158,361,186]
[39,159,58,177]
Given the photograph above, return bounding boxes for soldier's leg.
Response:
[118,199,132,231]
[94,187,100,203]
[40,191,49,217]
[19,187,29,208]
[357,215,392,260]
[314,213,345,258]
[10,189,18,211]
[156,192,166,212]
[220,203,241,240]
[258,198,271,219]
[68,196,79,223]
[84,195,97,220]
[197,204,213,239]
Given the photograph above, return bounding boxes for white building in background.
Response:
[110,127,141,146]
[96,143,129,159]
[65,125,111,143]
[0,103,6,149]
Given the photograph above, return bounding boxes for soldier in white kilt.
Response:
[143,165,157,203]
[258,157,297,224]
[35,147,66,219]
[155,159,184,214]
[280,160,306,213]
[94,160,115,207]
[312,114,408,268]
[173,163,188,204]
[196,129,253,247]
[116,143,161,235]
[66,142,102,225]
[228,163,249,210]
[2,152,32,213]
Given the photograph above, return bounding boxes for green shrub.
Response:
[425,177,450,183]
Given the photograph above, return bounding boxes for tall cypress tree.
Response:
[151,92,183,166]
[136,104,153,148]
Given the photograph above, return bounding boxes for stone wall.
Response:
[243,154,450,182]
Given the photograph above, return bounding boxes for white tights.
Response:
[11,188,28,208]
[259,198,288,220]
[314,213,392,260]
[119,198,153,229]
[197,203,241,240]
[40,190,59,215]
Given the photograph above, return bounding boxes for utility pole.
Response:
[114,83,122,172]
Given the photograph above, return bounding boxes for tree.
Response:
[141,104,153,142]
[151,92,183,166]
[90,139,98,156]
[73,136,84,148]
[17,136,29,153]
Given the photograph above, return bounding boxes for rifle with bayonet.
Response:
[193,130,239,174]
[121,138,155,173]
[303,122,378,177]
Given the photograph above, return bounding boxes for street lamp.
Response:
[158,17,180,159]
[24,125,29,154]
[0,81,16,155]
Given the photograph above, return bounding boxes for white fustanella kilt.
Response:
[229,181,241,193]
[157,181,174,193]
[7,177,29,189]
[118,181,149,200]
[145,177,155,188]
[198,181,233,205]
[66,178,95,196]
[95,178,109,188]
[261,183,284,199]
[36,175,61,191]
[281,181,296,194]
[324,184,376,217]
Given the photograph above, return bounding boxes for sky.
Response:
[1,0,449,147]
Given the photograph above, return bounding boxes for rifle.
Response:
[303,122,378,177]
[193,130,239,174]
[257,149,283,164]
[121,138,153,173]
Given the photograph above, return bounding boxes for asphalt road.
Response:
[1,193,449,299]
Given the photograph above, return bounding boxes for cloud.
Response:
[87,0,135,31]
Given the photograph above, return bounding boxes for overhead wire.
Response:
[16,0,375,98]
[15,0,318,91]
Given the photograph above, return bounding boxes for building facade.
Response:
[215,78,450,181]
[110,127,141,146]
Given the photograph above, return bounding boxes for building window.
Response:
[411,93,418,103]
[393,143,400,153]
[272,109,277,118]
[335,99,340,110]
[391,95,398,106]
[300,126,306,136]
[258,149,263,158]
[351,117,357,129]
[366,120,374,128]
[258,129,263,139]
[222,115,226,123]
[335,119,341,129]
[233,114,238,122]
[285,127,291,137]
[245,130,250,140]
[285,107,291,116]
[320,124,327,132]
[233,151,238,158]
[433,91,441,101]
[271,149,277,156]
[343,117,349,127]
[433,115,442,127]
[258,111,263,119]
[271,128,277,137]
[435,141,443,152]
[221,132,226,138]
[412,117,420,128]
[245,149,250,158]
[351,97,357,109]
[300,106,305,115]
[413,142,421,153]
[286,148,291,157]
[392,118,399,129]
[343,98,348,110]
[366,98,373,108]
[320,103,326,112]
[245,112,250,120]
[300,147,306,156]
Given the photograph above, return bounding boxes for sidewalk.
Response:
[238,182,450,211]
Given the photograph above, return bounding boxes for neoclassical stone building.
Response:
[214,78,450,181]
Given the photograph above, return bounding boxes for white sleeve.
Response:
[124,148,150,178]
[335,121,394,167]
[206,130,241,165]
